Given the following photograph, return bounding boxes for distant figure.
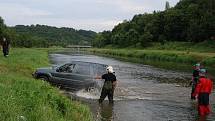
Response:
[190,63,200,100]
[1,37,10,57]
[192,69,213,116]
[95,66,118,104]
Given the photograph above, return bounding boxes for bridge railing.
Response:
[66,45,92,48]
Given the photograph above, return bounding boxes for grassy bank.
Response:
[88,48,215,75]
[0,48,93,121]
[147,41,215,53]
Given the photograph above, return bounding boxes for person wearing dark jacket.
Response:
[95,66,117,104]
[190,63,200,99]
[192,69,213,116]
[1,37,10,57]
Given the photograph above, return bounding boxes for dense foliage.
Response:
[11,25,96,47]
[93,0,215,48]
[0,18,96,47]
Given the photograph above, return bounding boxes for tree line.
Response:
[93,0,215,48]
[0,18,97,48]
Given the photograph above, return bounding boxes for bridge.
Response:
[66,45,92,48]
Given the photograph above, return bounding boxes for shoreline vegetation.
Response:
[0,48,93,121]
[87,47,215,78]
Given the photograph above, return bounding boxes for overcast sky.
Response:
[0,0,179,32]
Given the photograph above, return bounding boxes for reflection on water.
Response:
[50,52,215,121]
[96,103,114,121]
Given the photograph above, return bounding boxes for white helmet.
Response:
[106,66,114,73]
[3,37,6,42]
[199,68,207,77]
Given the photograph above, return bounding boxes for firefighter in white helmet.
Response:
[95,66,117,104]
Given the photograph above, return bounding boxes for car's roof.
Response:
[61,61,108,67]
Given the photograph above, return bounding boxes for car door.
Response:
[52,62,93,89]
[71,62,92,84]
[50,64,75,84]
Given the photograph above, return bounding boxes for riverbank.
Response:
[88,48,215,77]
[0,48,93,121]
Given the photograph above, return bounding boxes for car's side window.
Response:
[57,64,75,73]
[92,63,107,76]
[65,64,75,73]
[73,63,90,75]
[56,66,65,72]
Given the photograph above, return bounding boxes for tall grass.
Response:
[90,49,215,65]
[147,41,215,53]
[88,48,215,73]
[0,48,93,121]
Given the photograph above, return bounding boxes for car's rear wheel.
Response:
[38,76,49,81]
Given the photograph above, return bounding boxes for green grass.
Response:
[0,48,93,121]
[89,48,215,65]
[147,41,215,52]
[88,48,215,76]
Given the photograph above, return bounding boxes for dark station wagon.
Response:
[33,61,107,91]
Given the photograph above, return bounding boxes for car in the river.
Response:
[32,61,107,91]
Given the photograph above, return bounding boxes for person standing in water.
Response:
[192,68,213,116]
[95,66,117,104]
[190,63,200,99]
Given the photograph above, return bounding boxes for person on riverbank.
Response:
[192,69,213,116]
[1,36,10,57]
[190,63,200,100]
[95,66,117,104]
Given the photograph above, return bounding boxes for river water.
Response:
[49,52,215,121]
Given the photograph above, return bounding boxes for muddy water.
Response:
[49,52,215,121]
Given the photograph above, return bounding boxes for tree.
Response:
[139,31,153,47]
[93,33,104,48]
[80,0,215,48]
[11,24,97,47]
[126,29,139,47]
[165,1,170,10]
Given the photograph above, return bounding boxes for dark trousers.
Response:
[198,93,210,116]
[198,93,209,106]
[191,79,198,99]
[3,46,9,57]
[191,84,196,99]
[99,88,114,104]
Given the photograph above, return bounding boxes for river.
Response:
[49,52,215,121]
